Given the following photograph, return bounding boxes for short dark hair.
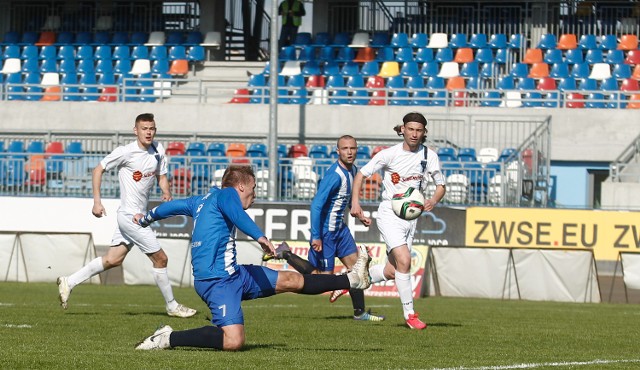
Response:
[135,113,155,124]
[221,165,255,188]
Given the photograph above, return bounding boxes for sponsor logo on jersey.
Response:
[133,171,143,181]
[391,172,400,184]
[391,172,422,185]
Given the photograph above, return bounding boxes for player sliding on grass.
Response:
[133,165,371,351]
[264,135,383,322]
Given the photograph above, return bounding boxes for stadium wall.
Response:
[0,102,632,162]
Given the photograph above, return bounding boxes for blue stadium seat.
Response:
[114,59,132,75]
[74,31,93,45]
[92,31,110,45]
[557,77,577,91]
[113,45,131,60]
[498,148,517,162]
[400,61,419,77]
[21,58,38,73]
[330,32,350,47]
[57,45,75,60]
[497,75,516,90]
[586,93,606,108]
[460,61,479,78]
[536,34,557,49]
[457,147,477,162]
[375,46,394,62]
[419,61,439,77]
[59,58,76,74]
[599,34,618,50]
[340,61,359,76]
[24,72,43,101]
[409,33,428,48]
[370,32,390,48]
[449,33,468,49]
[474,48,493,63]
[322,61,340,76]
[186,142,206,157]
[131,45,149,59]
[149,45,168,60]
[76,45,94,60]
[326,74,348,104]
[3,45,20,59]
[469,33,488,49]
[165,31,185,46]
[585,49,604,64]
[308,144,329,158]
[578,77,598,91]
[415,47,433,63]
[517,77,536,90]
[578,34,598,50]
[494,48,509,64]
[317,46,335,62]
[480,62,496,78]
[1,31,20,45]
[347,75,367,105]
[395,47,413,63]
[21,45,38,60]
[311,32,331,47]
[287,74,308,104]
[151,59,169,75]
[510,63,529,78]
[168,45,187,61]
[187,45,205,62]
[571,62,590,79]
[130,32,148,46]
[7,140,26,159]
[360,60,379,77]
[20,31,38,45]
[387,75,409,106]
[293,32,312,47]
[488,34,507,49]
[437,147,457,162]
[279,45,296,61]
[549,62,570,79]
[435,47,453,62]
[301,60,321,75]
[96,59,114,74]
[522,91,543,107]
[565,48,584,64]
[39,45,56,60]
[612,63,632,79]
[111,31,130,45]
[543,49,563,64]
[508,34,523,49]
[39,58,58,73]
[206,142,226,157]
[605,50,625,65]
[390,33,409,48]
[297,45,316,61]
[335,46,354,62]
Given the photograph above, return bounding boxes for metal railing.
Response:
[610,132,640,182]
[0,152,535,207]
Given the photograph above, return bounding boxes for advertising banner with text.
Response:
[149,201,466,246]
[465,207,640,261]
[264,242,429,298]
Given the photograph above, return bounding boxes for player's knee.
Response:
[223,335,244,351]
[103,256,123,268]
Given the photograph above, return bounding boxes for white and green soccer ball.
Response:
[391,187,425,220]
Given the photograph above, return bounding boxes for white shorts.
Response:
[376,201,417,252]
[110,210,162,254]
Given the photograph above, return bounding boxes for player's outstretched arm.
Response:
[134,197,196,227]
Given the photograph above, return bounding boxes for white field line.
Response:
[2,324,33,328]
[433,359,640,370]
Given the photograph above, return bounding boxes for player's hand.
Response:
[350,204,371,227]
[133,213,143,225]
[161,192,172,202]
[92,203,106,218]
[311,239,322,252]
[258,236,276,257]
[422,198,437,212]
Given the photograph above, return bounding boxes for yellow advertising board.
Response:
[466,207,640,261]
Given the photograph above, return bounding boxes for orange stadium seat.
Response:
[557,34,577,50]
[523,48,543,64]
[226,143,247,157]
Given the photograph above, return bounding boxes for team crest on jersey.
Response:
[133,171,143,181]
[391,172,400,184]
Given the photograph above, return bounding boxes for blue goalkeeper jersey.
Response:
[310,161,356,240]
[146,187,265,280]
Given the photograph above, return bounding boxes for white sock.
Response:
[67,257,104,289]
[395,271,414,320]
[153,267,178,310]
[369,264,387,283]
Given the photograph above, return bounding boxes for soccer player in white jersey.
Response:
[350,112,446,330]
[57,113,196,318]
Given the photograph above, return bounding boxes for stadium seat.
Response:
[469,33,488,49]
[549,62,570,79]
[536,34,557,50]
[618,34,638,51]
[571,63,590,79]
[557,34,578,50]
[92,31,110,46]
[168,59,189,76]
[578,34,598,50]
[543,49,563,64]
[528,62,549,78]
[166,142,186,156]
[589,63,612,80]
[523,48,543,64]
[415,47,433,63]
[150,45,168,60]
[410,33,427,48]
[427,33,448,49]
[565,48,584,65]
[488,33,507,49]
[435,47,453,62]
[349,31,370,48]
[165,31,185,46]
[395,47,414,63]
[438,62,460,78]
[390,33,409,48]
[298,45,317,62]
[454,47,474,63]
[185,142,206,157]
[599,34,617,50]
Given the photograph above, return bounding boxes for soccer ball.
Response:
[391,187,425,220]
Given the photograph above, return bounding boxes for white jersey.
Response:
[100,140,168,214]
[360,142,445,201]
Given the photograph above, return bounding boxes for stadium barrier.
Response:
[427,247,600,303]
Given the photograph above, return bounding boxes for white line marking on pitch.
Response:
[2,324,33,328]
[432,359,640,370]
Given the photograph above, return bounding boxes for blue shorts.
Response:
[308,226,357,272]
[194,265,278,327]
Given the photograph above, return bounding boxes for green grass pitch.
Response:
[1,282,639,369]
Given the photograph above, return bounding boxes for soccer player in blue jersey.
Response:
[134,165,371,351]
[266,135,384,322]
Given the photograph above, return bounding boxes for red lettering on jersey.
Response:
[133,171,143,182]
